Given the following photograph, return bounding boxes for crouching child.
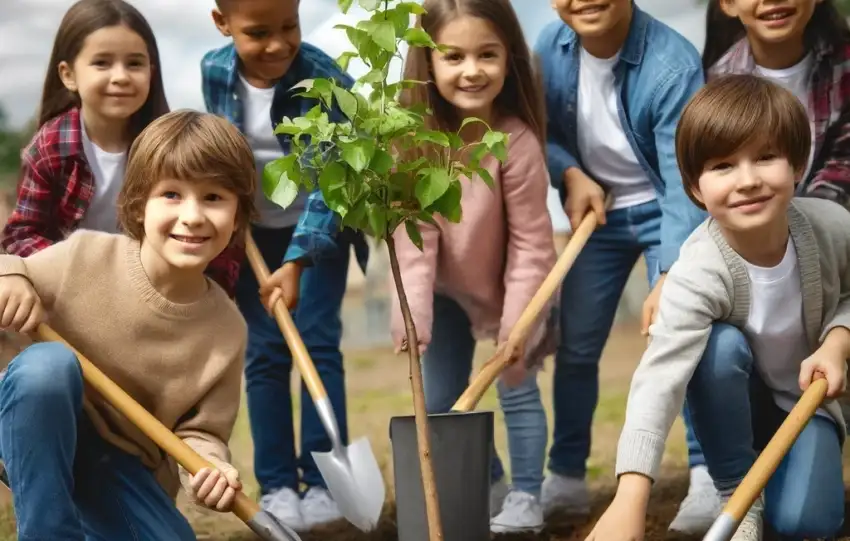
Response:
[0,109,257,541]
[587,74,848,541]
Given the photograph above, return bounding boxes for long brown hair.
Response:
[702,0,850,74]
[399,0,546,148]
[37,0,169,141]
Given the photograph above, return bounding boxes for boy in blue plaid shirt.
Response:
[202,0,368,531]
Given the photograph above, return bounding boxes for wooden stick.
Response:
[34,324,265,529]
[452,206,600,412]
[244,232,328,403]
[723,377,828,520]
[386,235,443,541]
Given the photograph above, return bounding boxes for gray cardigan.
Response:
[616,197,850,481]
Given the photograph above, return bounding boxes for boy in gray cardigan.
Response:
[587,74,849,541]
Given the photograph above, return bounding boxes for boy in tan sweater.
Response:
[0,110,256,540]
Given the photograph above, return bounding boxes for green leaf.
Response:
[263,155,300,208]
[403,27,436,48]
[405,220,424,250]
[336,51,358,71]
[397,1,426,15]
[339,0,354,13]
[369,148,394,175]
[478,167,495,188]
[371,20,397,52]
[414,130,450,147]
[415,168,451,208]
[367,203,389,238]
[359,0,381,9]
[318,161,348,200]
[332,86,358,120]
[431,180,462,222]
[385,6,412,35]
[359,69,385,84]
[340,138,376,173]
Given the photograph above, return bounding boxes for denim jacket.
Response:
[534,4,708,272]
[201,42,369,273]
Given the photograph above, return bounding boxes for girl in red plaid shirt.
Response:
[1,0,242,297]
[703,0,850,208]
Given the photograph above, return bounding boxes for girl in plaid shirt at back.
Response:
[704,0,850,208]
[1,0,241,296]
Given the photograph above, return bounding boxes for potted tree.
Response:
[263,0,508,538]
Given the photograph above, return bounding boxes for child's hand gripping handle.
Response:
[243,232,327,403]
[33,324,263,532]
[452,195,610,412]
[702,373,829,541]
[243,232,344,450]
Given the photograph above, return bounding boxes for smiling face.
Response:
[693,142,797,233]
[58,24,151,125]
[141,178,239,276]
[719,0,821,47]
[551,0,633,38]
[213,0,301,88]
[429,15,508,122]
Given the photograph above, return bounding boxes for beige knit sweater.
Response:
[0,230,247,499]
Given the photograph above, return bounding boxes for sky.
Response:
[0,0,708,229]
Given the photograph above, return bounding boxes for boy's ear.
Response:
[58,61,77,92]
[717,0,739,18]
[212,9,231,37]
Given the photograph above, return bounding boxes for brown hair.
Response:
[399,0,546,148]
[38,0,169,140]
[675,74,811,208]
[117,109,258,239]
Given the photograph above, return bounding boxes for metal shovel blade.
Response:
[246,509,303,541]
[312,436,385,532]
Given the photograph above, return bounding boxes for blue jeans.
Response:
[548,199,705,477]
[0,342,195,541]
[422,294,548,498]
[235,225,350,494]
[687,323,844,539]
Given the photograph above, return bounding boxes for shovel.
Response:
[244,232,385,532]
[453,197,604,412]
[34,324,302,541]
[702,374,829,541]
[390,203,603,541]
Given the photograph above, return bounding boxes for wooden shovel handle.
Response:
[243,232,328,402]
[721,375,828,521]
[452,204,602,412]
[35,324,262,524]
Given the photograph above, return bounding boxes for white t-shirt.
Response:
[238,73,307,229]
[754,52,816,180]
[742,239,825,417]
[79,123,126,233]
[576,47,657,211]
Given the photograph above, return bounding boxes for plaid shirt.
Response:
[0,107,242,297]
[709,37,850,208]
[201,42,369,273]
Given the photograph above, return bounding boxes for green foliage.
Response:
[262,0,509,250]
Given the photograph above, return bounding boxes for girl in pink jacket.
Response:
[392,0,557,534]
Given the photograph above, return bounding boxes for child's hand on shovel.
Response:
[0,275,46,333]
[188,462,242,512]
[259,261,302,314]
[799,326,850,398]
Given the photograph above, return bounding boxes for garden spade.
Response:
[702,374,829,541]
[391,202,606,541]
[34,324,302,541]
[244,232,385,533]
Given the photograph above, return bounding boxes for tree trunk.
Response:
[385,235,443,541]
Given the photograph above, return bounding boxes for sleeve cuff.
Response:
[614,429,666,481]
[0,255,28,279]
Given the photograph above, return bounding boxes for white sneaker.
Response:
[490,490,544,534]
[668,465,723,534]
[300,487,343,529]
[259,487,305,531]
[490,478,510,517]
[540,473,590,517]
[729,493,764,541]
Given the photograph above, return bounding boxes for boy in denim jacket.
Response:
[201,0,368,532]
[533,0,718,534]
